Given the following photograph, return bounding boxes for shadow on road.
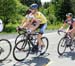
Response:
[0,59,12,66]
[13,54,50,66]
[58,51,75,60]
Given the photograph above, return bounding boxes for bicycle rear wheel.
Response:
[0,39,12,62]
[40,37,49,55]
[13,39,30,61]
[57,37,67,55]
[15,33,26,44]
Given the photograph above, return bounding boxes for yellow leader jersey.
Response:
[33,12,47,24]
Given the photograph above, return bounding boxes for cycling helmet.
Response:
[30,4,38,9]
[66,13,73,17]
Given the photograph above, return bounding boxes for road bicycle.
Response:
[13,29,49,61]
[57,30,75,55]
[0,39,12,62]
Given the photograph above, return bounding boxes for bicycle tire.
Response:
[40,37,49,55]
[15,33,25,44]
[57,37,67,55]
[13,39,30,61]
[70,40,75,51]
[0,39,12,62]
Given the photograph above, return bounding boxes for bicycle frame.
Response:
[18,28,39,48]
[26,33,38,47]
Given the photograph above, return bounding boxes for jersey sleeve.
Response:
[38,12,47,24]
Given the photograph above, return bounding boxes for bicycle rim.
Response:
[13,40,30,61]
[57,38,67,55]
[0,39,12,62]
[40,37,49,55]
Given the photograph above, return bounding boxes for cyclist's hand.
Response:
[58,28,64,35]
[66,30,71,33]
[16,26,22,31]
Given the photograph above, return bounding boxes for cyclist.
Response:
[60,13,75,43]
[30,4,47,52]
[17,9,40,33]
[17,3,47,53]
[0,19,3,32]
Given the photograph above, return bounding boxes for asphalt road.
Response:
[0,32,75,66]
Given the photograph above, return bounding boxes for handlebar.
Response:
[57,30,67,35]
[16,26,39,35]
[16,26,27,34]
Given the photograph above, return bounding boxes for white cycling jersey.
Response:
[25,13,34,19]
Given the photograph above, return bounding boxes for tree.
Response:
[20,0,41,7]
[70,0,75,15]
[0,0,28,29]
[0,0,17,28]
[59,0,73,20]
[54,0,74,20]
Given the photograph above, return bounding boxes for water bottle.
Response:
[32,35,37,45]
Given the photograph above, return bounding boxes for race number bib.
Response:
[0,19,3,32]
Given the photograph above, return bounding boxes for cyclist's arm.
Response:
[20,17,26,26]
[68,21,75,32]
[72,21,75,30]
[60,22,66,29]
[21,17,31,28]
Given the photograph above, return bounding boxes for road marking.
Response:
[46,61,53,66]
[43,61,53,66]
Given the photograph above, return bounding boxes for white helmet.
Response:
[66,13,73,17]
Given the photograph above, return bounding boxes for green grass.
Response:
[47,23,63,30]
[3,23,19,33]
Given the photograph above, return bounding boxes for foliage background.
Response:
[0,0,75,33]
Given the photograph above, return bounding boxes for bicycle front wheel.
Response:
[0,39,12,62]
[13,39,30,61]
[15,33,26,44]
[57,37,67,55]
[70,40,75,51]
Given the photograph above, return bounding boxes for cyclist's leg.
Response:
[23,21,31,28]
[37,23,47,46]
[70,29,75,39]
